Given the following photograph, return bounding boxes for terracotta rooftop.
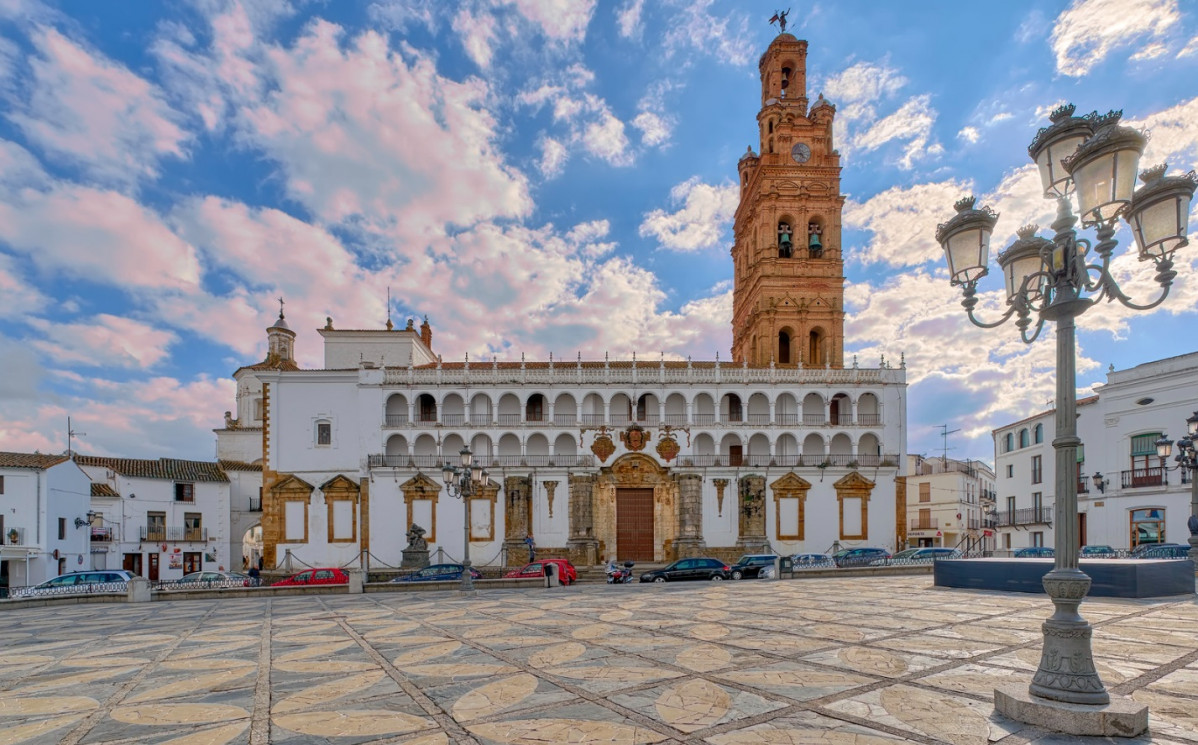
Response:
[91,483,119,497]
[220,459,263,472]
[416,360,811,371]
[0,451,71,469]
[75,456,230,483]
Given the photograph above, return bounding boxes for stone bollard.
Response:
[126,577,151,603]
[347,569,364,594]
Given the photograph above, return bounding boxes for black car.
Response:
[1130,543,1190,559]
[1013,546,1054,558]
[831,547,890,567]
[640,557,730,582]
[390,564,483,583]
[729,554,778,580]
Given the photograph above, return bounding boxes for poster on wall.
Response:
[168,553,182,569]
[204,552,216,563]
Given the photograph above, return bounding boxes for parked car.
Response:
[640,557,730,582]
[391,564,483,583]
[877,547,960,565]
[11,570,135,598]
[729,554,778,580]
[790,553,834,568]
[1130,543,1191,559]
[1080,545,1117,558]
[504,559,577,584]
[273,568,349,586]
[832,547,891,567]
[1013,546,1055,558]
[168,571,253,589]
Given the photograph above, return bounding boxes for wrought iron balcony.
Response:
[995,508,1052,527]
[911,517,938,530]
[3,526,27,546]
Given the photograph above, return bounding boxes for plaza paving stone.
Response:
[0,576,1195,744]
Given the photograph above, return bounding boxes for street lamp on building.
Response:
[936,104,1195,730]
[1154,412,1198,562]
[441,447,487,592]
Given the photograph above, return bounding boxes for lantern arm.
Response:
[1097,259,1176,311]
[1012,272,1049,344]
[959,281,1020,329]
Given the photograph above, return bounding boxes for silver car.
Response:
[11,570,135,598]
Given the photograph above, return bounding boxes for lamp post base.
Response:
[994,685,1147,737]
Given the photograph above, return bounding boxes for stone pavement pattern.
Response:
[1,577,1196,744]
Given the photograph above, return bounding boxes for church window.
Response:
[1003,432,1014,452]
[254,398,263,421]
[1019,429,1029,448]
[778,331,791,364]
[316,421,332,446]
[780,66,791,94]
[777,220,793,258]
[1034,423,1043,444]
[768,119,774,134]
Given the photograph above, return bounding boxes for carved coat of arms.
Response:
[655,435,680,462]
[591,435,615,463]
[620,423,650,452]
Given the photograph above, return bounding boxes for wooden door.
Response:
[1078,512,1087,548]
[148,553,158,581]
[616,488,655,561]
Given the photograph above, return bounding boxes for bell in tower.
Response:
[808,222,823,258]
[778,221,793,258]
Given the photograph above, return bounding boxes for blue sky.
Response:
[0,0,1195,466]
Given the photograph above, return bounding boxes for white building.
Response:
[904,455,996,552]
[217,32,911,573]
[0,452,92,591]
[76,456,236,580]
[993,351,1198,552]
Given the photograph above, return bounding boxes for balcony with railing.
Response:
[910,517,938,530]
[368,453,597,469]
[3,526,28,546]
[1076,478,1089,494]
[90,526,114,542]
[377,409,885,430]
[248,496,262,512]
[140,526,209,542]
[995,508,1052,527]
[1121,467,1164,489]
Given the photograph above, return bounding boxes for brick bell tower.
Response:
[731,33,845,368]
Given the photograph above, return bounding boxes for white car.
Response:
[11,570,135,599]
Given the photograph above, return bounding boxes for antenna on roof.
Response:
[67,416,86,457]
[937,423,960,462]
[385,287,393,331]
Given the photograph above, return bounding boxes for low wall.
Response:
[934,558,1196,598]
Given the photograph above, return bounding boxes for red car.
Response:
[504,559,577,585]
[273,568,348,586]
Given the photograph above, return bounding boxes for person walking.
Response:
[524,534,536,562]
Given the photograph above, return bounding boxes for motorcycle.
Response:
[606,560,635,584]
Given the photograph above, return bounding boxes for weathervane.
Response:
[277,296,285,318]
[769,8,790,34]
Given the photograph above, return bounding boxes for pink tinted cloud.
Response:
[10,28,188,185]
[27,314,176,369]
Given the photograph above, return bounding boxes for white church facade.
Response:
[217,33,910,571]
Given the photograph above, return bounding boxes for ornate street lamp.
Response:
[441,447,488,592]
[937,103,1195,731]
[1154,413,1198,562]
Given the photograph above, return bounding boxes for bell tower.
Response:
[731,33,845,368]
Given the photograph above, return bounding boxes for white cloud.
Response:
[0,179,201,292]
[9,27,188,186]
[516,73,633,168]
[1130,95,1198,169]
[958,126,980,144]
[854,94,942,169]
[616,0,645,38]
[27,314,176,369]
[844,179,972,268]
[367,0,440,33]
[661,0,753,66]
[537,135,568,177]
[583,107,632,165]
[822,61,907,106]
[0,252,48,319]
[1179,34,1198,58]
[639,177,737,252]
[633,111,670,147]
[220,19,532,237]
[500,0,596,42]
[1050,0,1181,76]
[454,7,497,68]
